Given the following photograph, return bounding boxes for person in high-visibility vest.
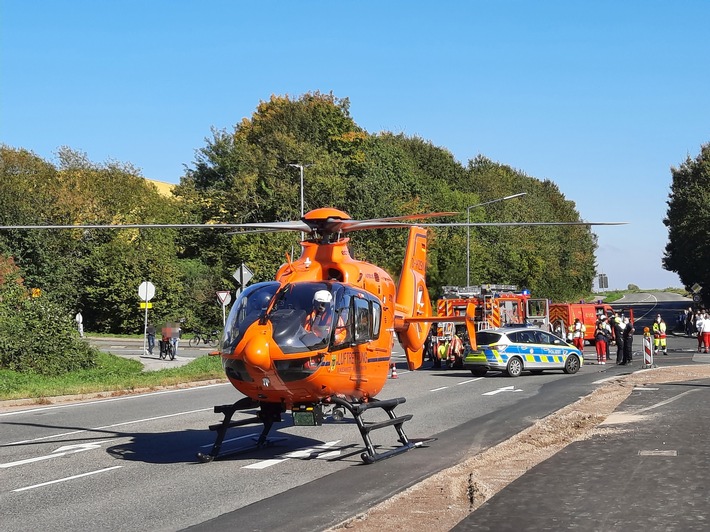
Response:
[652,314,667,355]
[437,340,449,368]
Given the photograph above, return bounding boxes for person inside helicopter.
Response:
[304,289,334,338]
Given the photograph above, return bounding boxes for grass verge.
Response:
[0,352,226,401]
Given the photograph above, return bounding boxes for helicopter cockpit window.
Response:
[268,282,341,353]
[332,294,352,348]
[353,298,372,342]
[222,281,280,353]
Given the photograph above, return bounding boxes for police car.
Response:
[463,325,583,377]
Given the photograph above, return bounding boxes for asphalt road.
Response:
[0,293,700,531]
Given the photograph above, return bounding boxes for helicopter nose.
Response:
[244,333,271,371]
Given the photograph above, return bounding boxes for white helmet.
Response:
[314,290,332,305]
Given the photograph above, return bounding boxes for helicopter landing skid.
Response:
[197,398,285,463]
[328,396,415,464]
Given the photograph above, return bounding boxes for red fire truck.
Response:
[549,302,634,344]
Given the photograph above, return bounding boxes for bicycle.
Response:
[189,330,220,348]
[159,338,176,360]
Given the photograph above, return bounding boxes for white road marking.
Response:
[482,385,522,396]
[638,450,677,456]
[243,441,343,469]
[53,441,109,454]
[430,386,448,392]
[12,466,123,492]
[243,459,288,469]
[283,440,341,459]
[5,408,213,446]
[633,389,699,414]
[0,382,229,418]
[1,441,111,469]
[457,378,483,385]
[317,450,341,459]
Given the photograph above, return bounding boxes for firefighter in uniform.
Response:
[652,314,667,355]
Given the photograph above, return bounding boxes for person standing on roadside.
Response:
[613,314,626,364]
[75,309,84,338]
[146,323,156,355]
[622,317,635,365]
[652,314,668,355]
[594,317,609,364]
[572,318,585,351]
[700,312,710,354]
[688,309,695,335]
[696,312,705,352]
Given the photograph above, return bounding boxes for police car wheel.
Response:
[563,354,581,374]
[506,357,523,378]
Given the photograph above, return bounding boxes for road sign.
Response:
[233,263,253,286]
[216,290,231,306]
[138,281,155,301]
[692,283,702,294]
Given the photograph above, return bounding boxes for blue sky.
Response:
[2,1,708,290]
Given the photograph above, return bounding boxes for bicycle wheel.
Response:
[168,344,176,360]
[208,336,219,348]
[189,336,199,348]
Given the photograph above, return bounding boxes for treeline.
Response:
[1,91,598,341]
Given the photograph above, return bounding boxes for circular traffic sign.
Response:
[138,281,155,301]
[693,294,701,302]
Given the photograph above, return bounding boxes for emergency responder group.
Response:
[683,308,710,353]
[591,312,636,365]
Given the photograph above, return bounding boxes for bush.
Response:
[0,296,98,375]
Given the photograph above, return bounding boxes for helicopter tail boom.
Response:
[395,226,431,370]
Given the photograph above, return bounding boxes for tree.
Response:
[663,143,710,305]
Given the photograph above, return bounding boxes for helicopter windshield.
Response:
[221,281,280,353]
[268,282,343,354]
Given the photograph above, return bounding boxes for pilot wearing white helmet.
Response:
[305,290,333,337]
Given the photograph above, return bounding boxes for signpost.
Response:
[216,290,232,326]
[138,281,155,356]
[233,263,254,297]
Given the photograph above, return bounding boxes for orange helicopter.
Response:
[185,206,623,464]
[203,207,478,464]
[0,207,624,464]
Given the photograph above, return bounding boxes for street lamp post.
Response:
[466,192,527,288]
[288,163,312,240]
